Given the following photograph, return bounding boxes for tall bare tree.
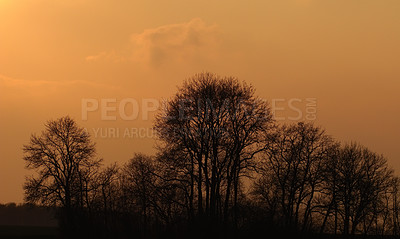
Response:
[254,122,336,231]
[324,143,393,236]
[120,154,157,230]
[154,72,273,227]
[22,116,102,226]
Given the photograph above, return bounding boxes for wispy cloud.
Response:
[0,74,117,89]
[86,18,221,67]
[0,74,120,99]
[85,51,124,63]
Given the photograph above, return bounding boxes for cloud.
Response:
[0,74,120,99]
[86,18,221,67]
[85,50,124,63]
[0,74,116,89]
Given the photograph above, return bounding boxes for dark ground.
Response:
[0,225,58,239]
[0,225,399,239]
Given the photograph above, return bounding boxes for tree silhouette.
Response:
[320,143,393,236]
[154,72,273,228]
[22,116,102,229]
[120,154,156,233]
[253,122,336,232]
[18,74,400,238]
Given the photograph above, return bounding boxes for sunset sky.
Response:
[0,0,399,203]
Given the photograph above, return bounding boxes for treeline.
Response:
[0,203,57,227]
[22,73,400,238]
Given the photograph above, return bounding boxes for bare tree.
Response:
[155,147,195,223]
[154,72,273,227]
[120,154,158,231]
[254,122,336,232]
[96,163,120,232]
[319,143,393,236]
[22,116,102,226]
[390,177,400,236]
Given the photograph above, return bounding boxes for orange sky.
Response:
[0,0,399,203]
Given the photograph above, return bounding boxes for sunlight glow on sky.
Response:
[0,0,399,203]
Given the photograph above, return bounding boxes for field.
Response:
[0,225,59,239]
